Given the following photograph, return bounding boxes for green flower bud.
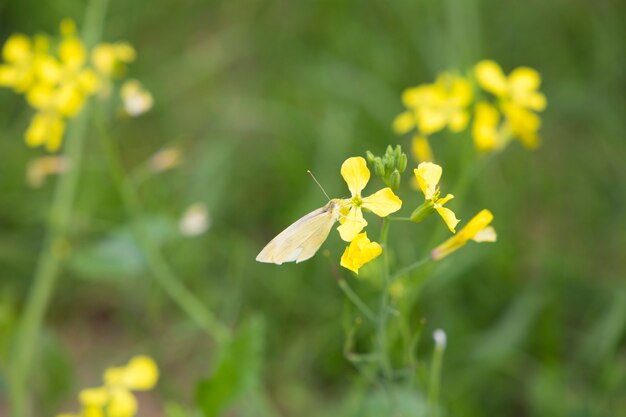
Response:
[390,169,401,190]
[365,150,376,165]
[374,158,385,177]
[398,153,408,173]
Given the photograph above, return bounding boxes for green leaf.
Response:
[68,229,144,279]
[196,316,265,417]
[67,215,177,280]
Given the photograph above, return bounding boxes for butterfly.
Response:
[256,199,343,264]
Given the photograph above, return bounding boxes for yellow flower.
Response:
[411,134,433,162]
[104,355,159,391]
[414,162,459,233]
[57,356,158,417]
[26,19,100,118]
[25,112,66,152]
[0,33,48,92]
[340,232,382,274]
[394,73,473,137]
[106,388,137,417]
[501,102,542,149]
[121,79,153,116]
[337,157,402,242]
[92,42,136,77]
[472,101,505,152]
[431,209,496,260]
[474,60,546,111]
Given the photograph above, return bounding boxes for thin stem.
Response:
[387,216,412,222]
[9,2,109,415]
[428,335,446,417]
[94,110,230,343]
[391,256,431,282]
[376,217,392,379]
[337,279,376,323]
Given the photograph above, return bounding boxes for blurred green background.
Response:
[0,0,625,416]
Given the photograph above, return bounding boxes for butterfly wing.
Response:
[256,205,336,264]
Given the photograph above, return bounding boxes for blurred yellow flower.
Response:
[92,42,136,77]
[0,18,141,152]
[104,355,159,391]
[474,60,546,149]
[57,355,158,417]
[414,162,459,233]
[340,232,382,274]
[431,209,496,260]
[411,134,433,162]
[337,157,402,242]
[25,112,66,151]
[394,73,473,137]
[121,79,153,116]
[472,101,503,152]
[0,33,48,92]
[501,102,542,149]
[474,60,546,111]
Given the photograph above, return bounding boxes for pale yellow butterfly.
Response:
[256,198,343,264]
[256,171,344,264]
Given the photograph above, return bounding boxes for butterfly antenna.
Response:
[307,170,331,201]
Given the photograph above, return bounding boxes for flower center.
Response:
[351,194,363,208]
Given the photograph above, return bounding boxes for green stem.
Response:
[376,217,392,379]
[337,279,376,323]
[428,331,446,417]
[391,256,431,282]
[387,216,412,222]
[9,3,109,415]
[94,110,230,343]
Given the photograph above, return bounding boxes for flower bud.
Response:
[390,169,401,190]
[398,153,407,173]
[374,158,385,177]
[365,150,376,164]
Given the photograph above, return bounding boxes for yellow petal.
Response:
[341,156,369,197]
[337,207,367,242]
[3,34,32,63]
[414,162,442,200]
[448,110,469,132]
[83,406,105,417]
[509,67,540,93]
[450,76,473,106]
[435,206,460,233]
[472,101,500,152]
[431,209,494,260]
[435,193,454,206]
[58,37,86,69]
[475,60,508,96]
[392,111,415,134]
[79,386,109,406]
[340,232,382,274]
[362,187,402,217]
[411,135,433,163]
[107,388,137,417]
[473,226,497,242]
[122,355,159,390]
[418,107,446,135]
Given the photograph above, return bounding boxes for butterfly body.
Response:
[256,199,343,264]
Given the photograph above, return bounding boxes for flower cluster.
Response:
[393,60,546,161]
[57,355,159,417]
[473,60,547,151]
[337,156,402,273]
[0,19,147,151]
